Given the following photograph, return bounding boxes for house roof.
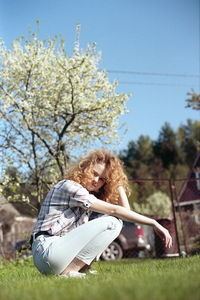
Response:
[177,152,200,205]
[0,195,37,217]
[0,196,20,224]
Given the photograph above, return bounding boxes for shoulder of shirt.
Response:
[54,179,89,195]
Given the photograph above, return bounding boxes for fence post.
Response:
[169,179,181,255]
[172,180,188,254]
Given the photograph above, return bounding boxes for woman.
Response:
[32,148,172,278]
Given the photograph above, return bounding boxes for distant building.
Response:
[176,152,200,251]
[0,196,36,258]
[177,151,200,208]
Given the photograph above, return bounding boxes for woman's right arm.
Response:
[90,199,172,248]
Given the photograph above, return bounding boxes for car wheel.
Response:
[101,241,123,261]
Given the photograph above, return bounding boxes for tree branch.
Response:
[8,144,33,171]
[0,110,29,143]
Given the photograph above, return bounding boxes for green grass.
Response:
[0,255,200,300]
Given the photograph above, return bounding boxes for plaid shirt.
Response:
[33,180,97,236]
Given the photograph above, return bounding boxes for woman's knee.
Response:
[104,216,123,232]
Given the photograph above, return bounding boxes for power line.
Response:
[107,70,200,78]
[118,81,199,87]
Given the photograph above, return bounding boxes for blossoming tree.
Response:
[0,27,130,204]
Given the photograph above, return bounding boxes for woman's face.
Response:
[85,163,107,192]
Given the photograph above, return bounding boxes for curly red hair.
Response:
[65,148,130,204]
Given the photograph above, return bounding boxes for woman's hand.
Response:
[153,221,173,248]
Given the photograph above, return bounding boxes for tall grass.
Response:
[0,255,199,300]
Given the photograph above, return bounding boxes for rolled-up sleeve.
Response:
[73,187,97,209]
[62,180,97,209]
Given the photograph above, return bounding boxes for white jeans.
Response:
[32,215,123,275]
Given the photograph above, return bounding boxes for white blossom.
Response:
[0,28,130,202]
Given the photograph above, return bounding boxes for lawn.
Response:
[0,255,199,300]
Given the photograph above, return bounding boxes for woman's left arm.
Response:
[118,186,131,210]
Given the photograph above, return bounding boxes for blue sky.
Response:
[0,0,199,153]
